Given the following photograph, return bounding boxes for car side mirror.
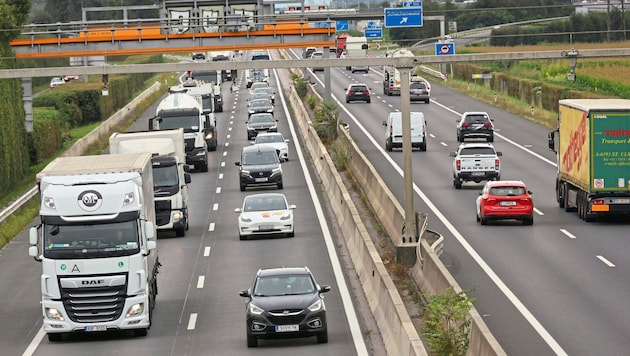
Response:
[319,285,331,293]
[449,152,457,157]
[382,121,387,126]
[239,289,251,298]
[496,152,503,156]
[235,162,241,166]
[528,190,533,195]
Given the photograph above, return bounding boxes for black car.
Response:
[191,52,206,60]
[235,145,283,191]
[246,113,278,140]
[345,84,371,103]
[456,111,495,142]
[247,98,274,117]
[239,267,331,347]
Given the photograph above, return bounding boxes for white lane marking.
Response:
[307,68,568,355]
[596,255,616,267]
[21,327,45,356]
[228,126,232,131]
[273,61,369,355]
[226,134,231,139]
[197,276,205,289]
[429,133,436,138]
[220,162,225,167]
[216,187,221,194]
[187,313,197,330]
[218,173,223,179]
[208,223,215,232]
[560,229,577,239]
[212,203,218,211]
[223,151,227,157]
[534,207,544,216]
[440,142,448,147]
[224,142,229,147]
[203,246,211,257]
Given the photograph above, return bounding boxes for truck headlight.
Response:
[126,303,144,317]
[46,308,64,321]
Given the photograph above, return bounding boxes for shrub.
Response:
[423,287,474,356]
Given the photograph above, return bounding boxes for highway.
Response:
[0,58,371,355]
[291,48,630,356]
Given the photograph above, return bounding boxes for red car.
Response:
[476,180,534,225]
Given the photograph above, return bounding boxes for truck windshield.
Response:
[156,113,200,132]
[43,221,140,259]
[154,165,179,188]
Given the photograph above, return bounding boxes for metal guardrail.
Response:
[0,186,38,223]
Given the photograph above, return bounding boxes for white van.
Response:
[383,112,427,152]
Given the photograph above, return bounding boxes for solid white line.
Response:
[197,276,205,288]
[560,229,577,239]
[216,187,221,194]
[308,69,568,355]
[187,313,197,330]
[203,246,211,257]
[208,223,215,232]
[21,326,45,356]
[273,62,368,355]
[212,203,218,211]
[596,255,616,267]
[534,207,545,216]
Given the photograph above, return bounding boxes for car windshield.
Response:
[249,114,274,124]
[242,150,278,165]
[255,135,283,144]
[253,275,315,296]
[460,147,496,155]
[244,195,287,212]
[465,115,490,123]
[490,186,526,196]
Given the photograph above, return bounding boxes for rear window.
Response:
[489,187,526,196]
[460,147,496,155]
[410,82,426,89]
[350,85,367,91]
[464,114,490,123]
[252,54,270,60]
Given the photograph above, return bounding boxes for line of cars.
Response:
[449,112,535,225]
[234,54,331,348]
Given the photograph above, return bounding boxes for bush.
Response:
[292,74,308,98]
[423,287,474,356]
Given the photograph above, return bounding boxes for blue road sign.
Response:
[435,42,455,55]
[367,21,377,29]
[365,28,383,39]
[315,22,332,28]
[384,7,423,28]
[336,20,349,31]
[403,1,422,7]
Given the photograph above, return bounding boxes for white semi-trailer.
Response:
[28,152,159,341]
[109,129,191,236]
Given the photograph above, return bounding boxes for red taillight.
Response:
[495,159,500,170]
[456,159,461,171]
[485,198,497,205]
[592,199,604,205]
[363,90,369,94]
[462,122,471,127]
[348,90,355,95]
[483,122,493,127]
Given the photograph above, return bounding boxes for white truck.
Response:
[170,80,219,150]
[109,129,192,237]
[149,93,211,172]
[383,48,415,96]
[342,36,369,73]
[185,72,224,112]
[449,143,502,189]
[28,153,159,341]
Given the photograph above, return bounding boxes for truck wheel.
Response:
[454,178,462,189]
[386,141,393,152]
[47,333,63,342]
[557,181,566,208]
[420,142,426,152]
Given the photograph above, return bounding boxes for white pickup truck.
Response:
[449,143,502,189]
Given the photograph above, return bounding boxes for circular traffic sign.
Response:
[439,45,451,54]
[594,179,604,188]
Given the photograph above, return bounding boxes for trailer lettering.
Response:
[562,113,587,172]
[604,129,630,136]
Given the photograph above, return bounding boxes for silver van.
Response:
[383,112,427,152]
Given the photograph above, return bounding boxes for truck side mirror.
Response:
[29,226,38,245]
[184,173,191,184]
[548,131,556,152]
[144,221,155,240]
[148,118,154,130]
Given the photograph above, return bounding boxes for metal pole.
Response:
[398,67,415,243]
[323,46,331,102]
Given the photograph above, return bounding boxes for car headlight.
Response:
[280,212,291,220]
[266,108,273,113]
[240,215,252,222]
[249,303,264,315]
[308,299,322,312]
[196,151,206,157]
[272,167,282,174]
[240,169,251,176]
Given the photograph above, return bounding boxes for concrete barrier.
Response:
[283,53,505,355]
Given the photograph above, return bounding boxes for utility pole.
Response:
[398,66,416,246]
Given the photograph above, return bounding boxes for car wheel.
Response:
[247,333,257,347]
[317,330,328,344]
[480,216,488,225]
[239,234,247,241]
[367,98,371,103]
[277,181,283,189]
[476,212,480,222]
[198,162,208,172]
[240,184,246,192]
[458,134,464,142]
[454,178,462,189]
[47,333,63,342]
[346,98,350,103]
[426,99,430,104]
[134,328,149,337]
[287,231,295,238]
[386,141,393,152]
[487,135,494,143]
[420,142,426,152]
[523,216,534,225]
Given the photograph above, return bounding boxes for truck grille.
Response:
[155,200,171,212]
[59,274,127,323]
[155,210,171,226]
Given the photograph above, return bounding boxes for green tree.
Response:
[423,287,475,356]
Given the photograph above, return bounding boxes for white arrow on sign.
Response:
[400,17,408,24]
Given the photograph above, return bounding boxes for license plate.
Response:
[275,325,299,332]
[500,201,517,206]
[84,325,107,332]
[612,198,630,204]
[471,172,485,176]
[258,225,274,230]
[255,177,268,182]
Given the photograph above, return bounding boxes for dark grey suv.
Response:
[235,145,283,191]
[239,267,331,347]
[456,112,495,142]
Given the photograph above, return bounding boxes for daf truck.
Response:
[28,153,159,341]
[548,99,630,221]
[150,93,211,172]
[109,129,192,236]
